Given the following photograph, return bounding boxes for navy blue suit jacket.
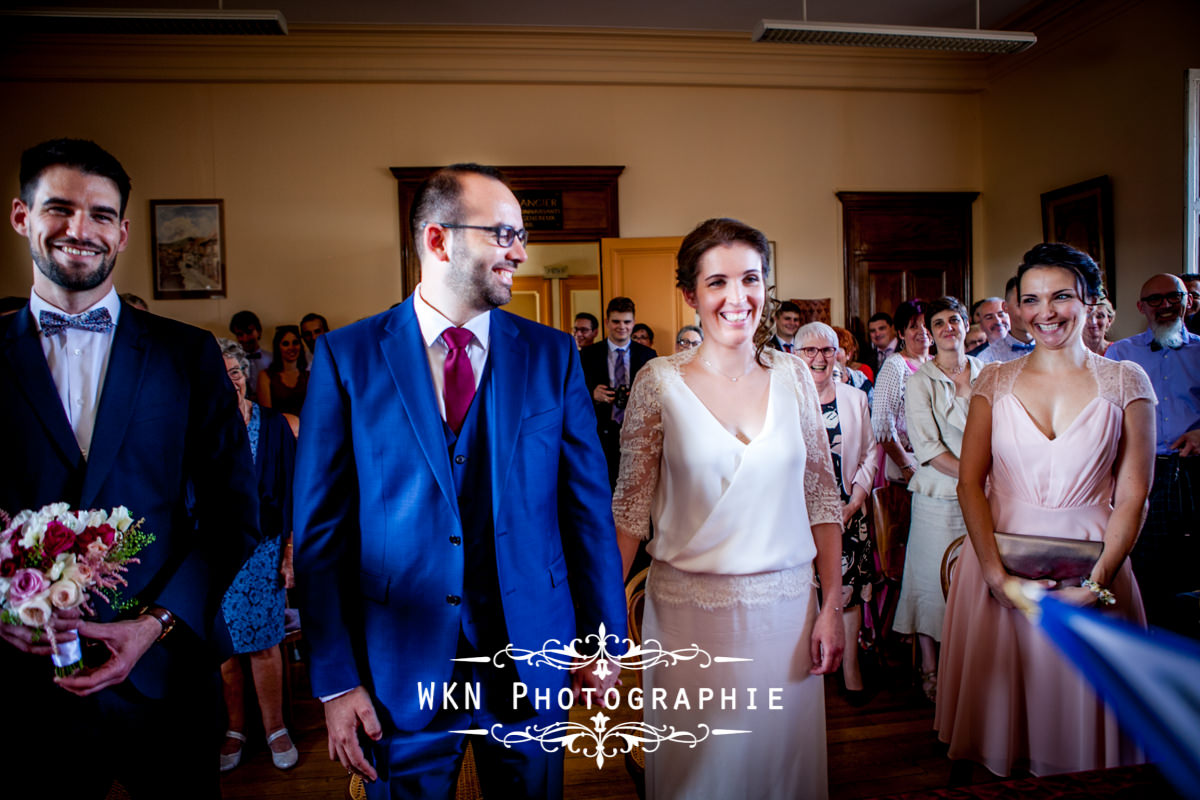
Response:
[0,303,259,698]
[292,299,627,730]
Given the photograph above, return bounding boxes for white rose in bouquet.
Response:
[16,593,52,627]
[108,506,134,532]
[49,579,83,610]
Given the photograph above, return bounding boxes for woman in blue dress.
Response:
[218,339,298,772]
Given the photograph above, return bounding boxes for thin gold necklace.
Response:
[935,356,968,376]
[700,354,756,382]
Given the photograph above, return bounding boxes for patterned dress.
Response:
[821,398,874,607]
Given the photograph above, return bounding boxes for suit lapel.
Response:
[1,308,84,470]
[81,311,149,505]
[380,301,458,515]
[486,312,528,523]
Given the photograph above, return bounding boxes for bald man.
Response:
[1107,273,1200,638]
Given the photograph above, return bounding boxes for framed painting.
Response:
[150,199,227,299]
[1040,176,1115,301]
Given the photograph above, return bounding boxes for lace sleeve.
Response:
[612,360,665,540]
[871,354,905,442]
[969,362,1001,406]
[1118,359,1157,407]
[785,354,843,528]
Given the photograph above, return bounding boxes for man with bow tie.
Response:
[1107,272,1200,638]
[1,138,258,797]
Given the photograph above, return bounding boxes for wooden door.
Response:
[600,236,687,355]
[558,275,601,335]
[508,276,551,326]
[839,192,977,343]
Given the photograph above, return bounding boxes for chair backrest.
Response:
[940,535,967,600]
[871,483,912,581]
[626,566,650,647]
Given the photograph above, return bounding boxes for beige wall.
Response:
[979,0,1200,339]
[0,38,981,337]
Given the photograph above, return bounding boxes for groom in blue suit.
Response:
[293,164,627,799]
[0,139,258,798]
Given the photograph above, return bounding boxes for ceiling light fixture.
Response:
[753,0,1035,54]
[0,7,288,36]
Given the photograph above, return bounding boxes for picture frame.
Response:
[150,199,227,299]
[1040,176,1115,302]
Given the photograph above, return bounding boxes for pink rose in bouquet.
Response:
[8,568,49,605]
[49,578,83,610]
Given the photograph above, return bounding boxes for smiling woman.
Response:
[612,217,845,799]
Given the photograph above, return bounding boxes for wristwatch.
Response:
[139,605,177,642]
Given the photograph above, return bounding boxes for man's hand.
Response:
[1170,430,1200,457]
[324,686,382,782]
[809,606,845,675]
[592,384,615,404]
[570,658,621,707]
[0,607,81,655]
[55,615,159,696]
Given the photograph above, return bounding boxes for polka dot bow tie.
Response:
[39,307,115,337]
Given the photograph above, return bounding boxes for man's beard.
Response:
[1150,317,1185,349]
[33,243,117,292]
[447,239,512,312]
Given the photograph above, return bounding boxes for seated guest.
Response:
[1083,298,1116,355]
[797,322,879,704]
[257,324,309,415]
[120,292,149,311]
[938,243,1151,776]
[1180,272,1199,335]
[975,295,1032,363]
[231,309,272,386]
[964,324,987,353]
[872,300,931,483]
[299,312,329,365]
[893,297,982,702]
[573,311,599,349]
[769,300,803,353]
[675,324,703,352]
[632,322,658,354]
[217,340,299,773]
[1106,273,1200,638]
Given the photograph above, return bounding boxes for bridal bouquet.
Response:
[0,503,155,676]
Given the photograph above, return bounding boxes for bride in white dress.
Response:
[613,218,845,800]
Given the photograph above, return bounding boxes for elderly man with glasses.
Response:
[1107,272,1200,638]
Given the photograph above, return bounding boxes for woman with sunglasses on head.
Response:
[613,218,844,799]
[936,244,1153,777]
[872,299,933,484]
[892,297,983,703]
[796,322,879,705]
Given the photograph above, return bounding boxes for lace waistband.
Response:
[647,560,814,610]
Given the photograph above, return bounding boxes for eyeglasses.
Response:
[434,222,528,248]
[676,338,701,349]
[573,326,595,335]
[798,346,838,358]
[1139,291,1184,308]
[227,368,243,378]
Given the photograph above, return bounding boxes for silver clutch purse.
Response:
[994,531,1103,583]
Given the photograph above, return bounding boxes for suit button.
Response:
[449,536,462,545]
[446,594,461,605]
[454,455,466,465]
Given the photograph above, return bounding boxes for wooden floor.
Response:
[219,651,1006,800]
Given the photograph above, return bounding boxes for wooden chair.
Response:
[624,566,650,800]
[941,535,967,600]
[867,483,912,644]
[348,743,482,799]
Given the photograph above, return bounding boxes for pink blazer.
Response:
[835,381,879,497]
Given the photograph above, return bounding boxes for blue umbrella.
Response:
[1015,585,1200,797]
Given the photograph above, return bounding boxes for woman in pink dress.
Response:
[935,243,1155,777]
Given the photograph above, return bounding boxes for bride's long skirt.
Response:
[642,562,827,800]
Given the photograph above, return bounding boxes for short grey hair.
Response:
[797,321,838,348]
[676,324,703,341]
[217,337,250,377]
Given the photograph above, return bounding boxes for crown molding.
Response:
[0,24,990,92]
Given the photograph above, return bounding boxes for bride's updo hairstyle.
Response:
[676,217,775,367]
[1017,243,1106,305]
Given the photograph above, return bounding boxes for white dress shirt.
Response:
[412,284,491,422]
[30,287,121,460]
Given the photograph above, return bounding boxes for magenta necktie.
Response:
[442,327,476,434]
